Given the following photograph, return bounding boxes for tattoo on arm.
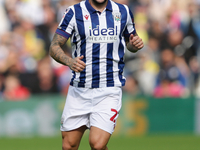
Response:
[49,33,72,66]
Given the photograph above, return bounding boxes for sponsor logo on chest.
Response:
[88,25,118,43]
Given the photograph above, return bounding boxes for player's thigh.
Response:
[62,125,87,150]
[90,87,122,134]
[89,126,111,150]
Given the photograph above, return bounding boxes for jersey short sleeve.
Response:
[56,8,74,39]
[123,7,136,38]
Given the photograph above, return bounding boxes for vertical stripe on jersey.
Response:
[90,14,100,88]
[58,8,74,31]
[73,36,78,57]
[127,7,136,34]
[106,10,114,87]
[81,2,93,88]
[74,4,86,87]
[116,4,127,86]
[70,31,77,86]
[110,1,121,87]
[98,16,107,87]
[123,7,136,37]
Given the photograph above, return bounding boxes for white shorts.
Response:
[60,86,122,134]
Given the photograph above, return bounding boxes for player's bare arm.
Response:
[49,33,86,72]
[126,33,144,53]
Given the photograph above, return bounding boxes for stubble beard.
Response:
[92,0,107,5]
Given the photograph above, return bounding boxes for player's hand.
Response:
[68,55,86,72]
[129,34,144,51]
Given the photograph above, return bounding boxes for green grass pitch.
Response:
[1,134,200,150]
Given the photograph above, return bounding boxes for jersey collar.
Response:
[85,0,112,14]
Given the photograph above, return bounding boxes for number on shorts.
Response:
[110,109,118,123]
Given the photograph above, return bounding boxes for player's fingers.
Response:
[132,38,140,45]
[74,68,80,72]
[70,61,83,72]
[76,59,86,67]
[74,68,82,72]
[72,66,83,72]
[134,38,143,45]
[131,37,139,46]
[76,56,86,67]
[137,44,144,49]
[132,35,139,40]
[72,59,86,71]
[134,41,143,47]
[78,55,84,60]
[80,61,86,67]
[76,63,86,70]
[77,66,85,72]
[135,42,144,49]
[129,34,134,41]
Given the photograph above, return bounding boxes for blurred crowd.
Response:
[0,0,200,100]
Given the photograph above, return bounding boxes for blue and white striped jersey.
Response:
[56,0,136,88]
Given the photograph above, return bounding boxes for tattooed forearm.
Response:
[49,33,72,66]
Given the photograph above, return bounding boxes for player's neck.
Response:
[89,0,108,13]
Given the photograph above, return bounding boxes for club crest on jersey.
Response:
[112,12,121,22]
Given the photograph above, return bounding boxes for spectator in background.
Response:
[20,18,46,60]
[189,56,200,94]
[154,49,188,98]
[53,63,71,95]
[0,3,10,35]
[123,74,141,96]
[3,74,30,100]
[36,0,57,52]
[133,5,149,44]
[180,1,200,64]
[137,51,160,95]
[34,56,58,94]
[0,31,22,75]
[153,75,186,98]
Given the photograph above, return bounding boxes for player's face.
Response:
[92,0,107,5]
